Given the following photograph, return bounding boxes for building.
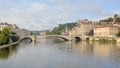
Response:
[113,22,120,28]
[0,22,19,32]
[0,23,9,31]
[69,19,94,36]
[94,26,119,37]
[9,24,19,32]
[40,31,46,35]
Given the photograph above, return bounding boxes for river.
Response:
[0,38,120,68]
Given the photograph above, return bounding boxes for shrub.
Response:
[1,27,10,35]
[112,38,116,43]
[86,37,89,41]
[99,38,106,43]
[0,34,7,45]
[11,35,19,42]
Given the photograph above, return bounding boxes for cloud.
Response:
[0,0,119,31]
[31,2,48,11]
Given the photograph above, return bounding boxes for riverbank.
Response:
[81,36,120,43]
[0,41,20,49]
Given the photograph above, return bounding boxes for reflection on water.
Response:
[0,45,18,60]
[0,39,120,68]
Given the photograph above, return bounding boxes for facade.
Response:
[113,23,120,28]
[94,26,119,37]
[0,23,19,32]
[0,23,9,31]
[69,19,94,36]
[69,27,80,36]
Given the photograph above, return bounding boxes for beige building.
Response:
[0,23,19,32]
[0,23,9,31]
[113,23,120,28]
[69,19,94,36]
[94,26,119,37]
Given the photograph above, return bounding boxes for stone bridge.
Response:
[20,35,87,41]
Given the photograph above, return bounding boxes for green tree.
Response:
[11,35,19,42]
[114,14,118,18]
[117,31,120,37]
[88,29,94,36]
[107,17,113,22]
[115,17,120,22]
[1,27,10,35]
[113,14,120,23]
[0,34,7,44]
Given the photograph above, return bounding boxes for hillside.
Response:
[47,22,76,35]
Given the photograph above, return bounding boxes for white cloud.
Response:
[0,0,119,31]
[31,2,48,11]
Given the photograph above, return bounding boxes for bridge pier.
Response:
[32,35,36,41]
[68,35,75,41]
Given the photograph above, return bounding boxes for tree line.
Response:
[99,14,120,24]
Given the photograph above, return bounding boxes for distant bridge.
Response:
[20,35,87,41]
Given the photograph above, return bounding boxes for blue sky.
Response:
[0,0,120,30]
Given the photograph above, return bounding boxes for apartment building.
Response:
[94,26,119,37]
[0,23,9,31]
[0,23,19,32]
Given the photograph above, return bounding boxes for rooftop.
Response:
[94,25,119,28]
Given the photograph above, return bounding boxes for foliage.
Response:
[115,17,120,22]
[1,27,10,35]
[111,38,116,43]
[99,38,107,43]
[31,31,40,35]
[0,27,19,45]
[116,31,120,37]
[11,35,19,42]
[86,37,89,41]
[88,29,93,36]
[47,22,76,35]
[99,38,116,43]
[99,14,120,24]
[50,27,61,35]
[114,14,118,18]
[0,34,7,45]
[99,17,113,23]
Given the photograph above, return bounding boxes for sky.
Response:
[0,0,120,31]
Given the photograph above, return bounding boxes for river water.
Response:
[0,38,120,68]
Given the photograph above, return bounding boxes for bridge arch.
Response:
[74,36,81,41]
[46,36,69,41]
[20,37,32,42]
